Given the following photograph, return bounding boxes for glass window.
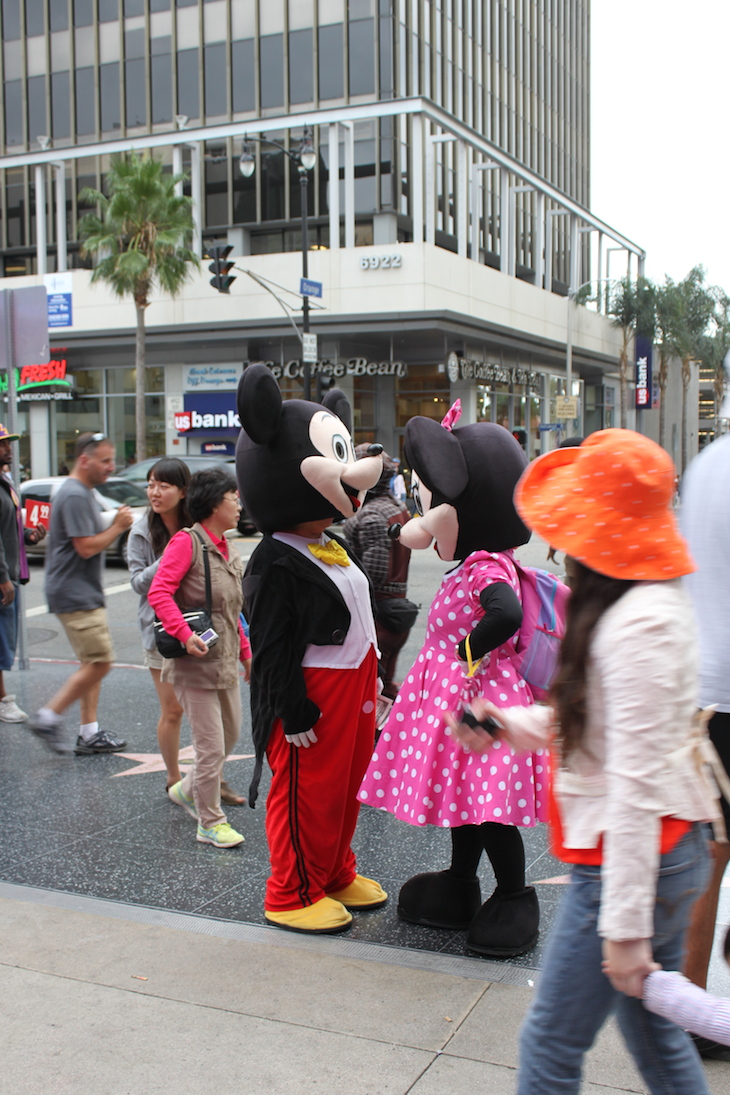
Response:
[288,28,313,103]
[4,81,24,146]
[151,52,172,123]
[2,0,21,40]
[395,365,450,425]
[98,0,118,19]
[6,169,25,247]
[124,0,144,13]
[125,27,145,58]
[75,25,95,63]
[260,34,284,108]
[318,24,343,99]
[176,0,197,7]
[204,143,228,225]
[349,18,375,95]
[232,168,256,223]
[50,0,69,31]
[204,41,226,116]
[125,58,146,126]
[107,366,163,393]
[231,39,255,112]
[74,0,93,25]
[379,15,393,94]
[107,395,166,464]
[51,71,71,139]
[25,0,45,35]
[27,75,47,144]
[150,0,171,10]
[99,62,121,132]
[177,48,199,118]
[75,68,96,134]
[261,145,285,221]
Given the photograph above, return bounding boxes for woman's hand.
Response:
[445,699,501,752]
[601,938,659,997]
[185,632,209,658]
[241,656,252,682]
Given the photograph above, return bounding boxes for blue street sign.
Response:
[300,278,322,298]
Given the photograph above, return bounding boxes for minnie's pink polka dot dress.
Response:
[359,550,549,828]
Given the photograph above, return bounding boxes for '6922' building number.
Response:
[359,254,402,270]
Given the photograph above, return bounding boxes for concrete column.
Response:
[534,191,545,289]
[449,378,477,423]
[189,143,202,258]
[373,213,398,244]
[328,123,340,251]
[172,145,183,197]
[54,164,67,272]
[343,123,355,249]
[411,116,424,244]
[34,166,47,275]
[457,140,468,258]
[29,402,51,477]
[499,167,509,274]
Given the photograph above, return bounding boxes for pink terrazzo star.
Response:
[112,745,254,778]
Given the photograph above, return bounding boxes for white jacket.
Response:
[497,580,718,942]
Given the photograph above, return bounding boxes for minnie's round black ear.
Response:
[237,363,282,443]
[322,387,351,433]
[404,416,468,500]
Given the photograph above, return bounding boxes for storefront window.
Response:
[52,393,104,473]
[395,364,450,426]
[107,395,166,465]
[353,372,377,445]
[106,366,164,394]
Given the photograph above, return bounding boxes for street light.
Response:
[239,129,317,400]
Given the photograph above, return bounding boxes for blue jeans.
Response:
[0,585,18,671]
[517,825,711,1095]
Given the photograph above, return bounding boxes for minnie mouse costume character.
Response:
[358,401,549,956]
[237,364,388,934]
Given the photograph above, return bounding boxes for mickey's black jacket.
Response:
[242,532,376,806]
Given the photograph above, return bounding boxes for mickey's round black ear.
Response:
[237,363,282,443]
[321,387,351,434]
[405,416,468,500]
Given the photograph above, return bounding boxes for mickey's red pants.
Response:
[264,648,378,911]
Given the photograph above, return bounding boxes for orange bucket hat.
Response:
[514,428,694,581]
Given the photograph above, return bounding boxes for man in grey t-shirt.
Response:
[29,433,133,755]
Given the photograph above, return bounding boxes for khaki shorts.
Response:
[57,607,115,664]
[143,645,164,671]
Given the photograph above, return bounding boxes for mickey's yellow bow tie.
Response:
[308,540,351,567]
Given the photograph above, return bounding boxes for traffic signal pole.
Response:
[300,166,311,402]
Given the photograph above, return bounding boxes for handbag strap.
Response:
[190,529,213,617]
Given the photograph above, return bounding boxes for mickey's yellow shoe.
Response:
[327,874,388,910]
[264,897,353,934]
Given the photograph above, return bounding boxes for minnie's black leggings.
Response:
[450,821,526,894]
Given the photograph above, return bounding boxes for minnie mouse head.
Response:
[399,401,530,561]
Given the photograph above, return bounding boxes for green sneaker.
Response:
[168,780,198,820]
[196,822,245,848]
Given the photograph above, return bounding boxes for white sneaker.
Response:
[0,694,28,722]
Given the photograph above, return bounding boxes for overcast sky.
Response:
[590,0,729,294]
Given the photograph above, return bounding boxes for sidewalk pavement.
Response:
[3,883,730,1095]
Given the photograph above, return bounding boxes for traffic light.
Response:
[207,244,235,294]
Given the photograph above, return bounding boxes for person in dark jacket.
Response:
[343,447,414,700]
[0,423,45,721]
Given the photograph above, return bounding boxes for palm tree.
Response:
[608,276,656,428]
[662,267,716,471]
[654,280,681,451]
[78,152,199,461]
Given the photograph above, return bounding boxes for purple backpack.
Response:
[511,562,570,701]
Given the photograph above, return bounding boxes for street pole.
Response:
[300,166,311,402]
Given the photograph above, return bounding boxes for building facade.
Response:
[0,0,684,479]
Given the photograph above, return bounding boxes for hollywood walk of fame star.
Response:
[534,874,570,885]
[112,745,255,778]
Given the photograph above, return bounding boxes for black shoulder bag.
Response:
[153,530,214,659]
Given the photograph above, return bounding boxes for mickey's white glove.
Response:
[285,728,319,748]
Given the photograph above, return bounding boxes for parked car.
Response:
[20,476,149,559]
[118,454,258,535]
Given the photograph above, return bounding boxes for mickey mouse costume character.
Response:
[358,401,550,957]
[236,364,388,934]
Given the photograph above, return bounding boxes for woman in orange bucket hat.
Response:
[448,428,719,1095]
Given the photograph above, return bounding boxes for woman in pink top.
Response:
[149,466,251,849]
